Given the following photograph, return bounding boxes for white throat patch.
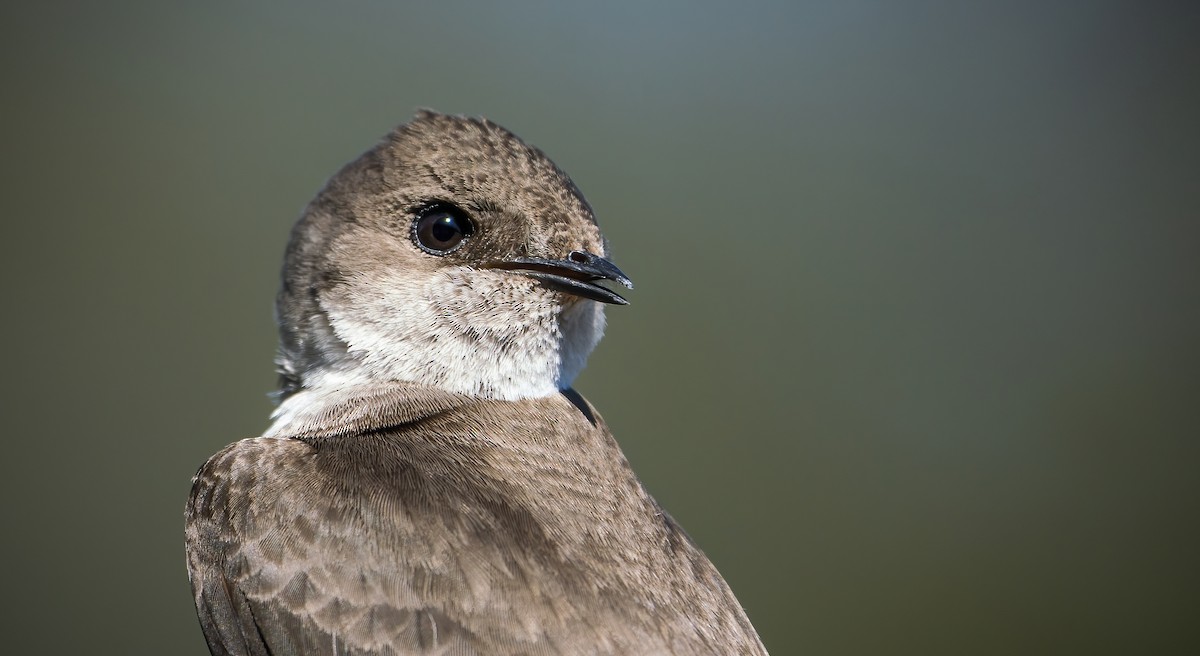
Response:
[297,266,605,405]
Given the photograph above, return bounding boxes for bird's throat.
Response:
[301,267,606,403]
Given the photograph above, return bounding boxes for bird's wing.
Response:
[185,387,766,655]
[185,436,640,656]
[187,436,480,655]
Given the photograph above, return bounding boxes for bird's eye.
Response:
[412,203,474,255]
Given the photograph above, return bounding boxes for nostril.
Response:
[568,251,589,264]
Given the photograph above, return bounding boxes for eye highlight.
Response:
[412,203,475,255]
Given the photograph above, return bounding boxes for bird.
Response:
[185,110,768,655]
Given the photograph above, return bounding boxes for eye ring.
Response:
[411,203,475,255]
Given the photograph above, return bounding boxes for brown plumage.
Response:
[185,111,767,655]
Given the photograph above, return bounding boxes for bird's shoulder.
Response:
[183,397,649,655]
[185,432,551,655]
[184,389,765,655]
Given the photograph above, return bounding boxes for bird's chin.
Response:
[556,293,607,387]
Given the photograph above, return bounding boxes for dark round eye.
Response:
[412,204,474,255]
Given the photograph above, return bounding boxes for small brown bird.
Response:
[185,111,768,655]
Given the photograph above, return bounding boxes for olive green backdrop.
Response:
[3,2,1198,654]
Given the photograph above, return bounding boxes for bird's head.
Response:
[274,111,632,403]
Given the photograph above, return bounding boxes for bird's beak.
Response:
[493,251,634,305]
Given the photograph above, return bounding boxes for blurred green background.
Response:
[3,2,1198,654]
